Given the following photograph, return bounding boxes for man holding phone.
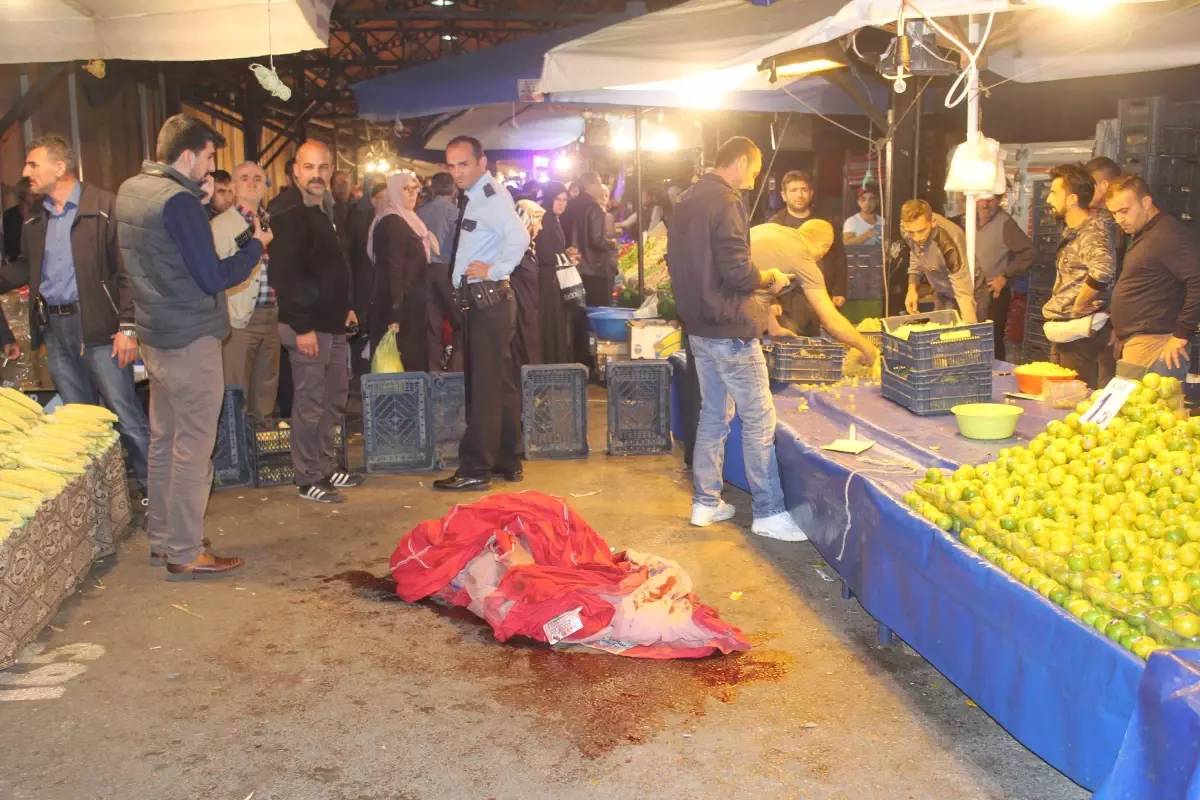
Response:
[267,140,363,504]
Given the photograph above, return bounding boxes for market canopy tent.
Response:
[541,0,1200,95]
[351,2,885,119]
[0,0,334,63]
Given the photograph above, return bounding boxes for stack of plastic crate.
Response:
[1118,97,1200,224]
[880,310,994,415]
[1023,179,1059,365]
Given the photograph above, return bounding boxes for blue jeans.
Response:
[690,336,785,519]
[43,312,150,486]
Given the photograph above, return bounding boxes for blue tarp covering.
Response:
[668,363,1192,792]
[353,15,639,120]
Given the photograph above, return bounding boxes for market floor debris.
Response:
[0,401,1088,800]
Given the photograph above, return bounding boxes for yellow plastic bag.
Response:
[371,330,405,374]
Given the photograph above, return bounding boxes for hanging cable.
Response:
[751,112,792,219]
[904,0,997,109]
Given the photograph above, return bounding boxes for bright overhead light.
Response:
[441,34,457,41]
[431,0,454,5]
[774,58,844,78]
[554,154,576,172]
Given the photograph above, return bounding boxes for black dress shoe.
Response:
[433,474,492,491]
[492,466,524,483]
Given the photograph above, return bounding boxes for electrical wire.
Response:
[905,0,997,109]
[751,112,792,219]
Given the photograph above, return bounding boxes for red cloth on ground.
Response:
[389,492,750,659]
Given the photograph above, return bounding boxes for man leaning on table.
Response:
[668,136,807,543]
[1105,175,1200,375]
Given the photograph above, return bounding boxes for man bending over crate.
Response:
[901,199,987,324]
[667,137,808,542]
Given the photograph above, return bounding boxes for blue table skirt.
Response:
[681,364,1167,794]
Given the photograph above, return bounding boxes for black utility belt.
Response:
[36,297,78,326]
[459,279,510,312]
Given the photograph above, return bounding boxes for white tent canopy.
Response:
[0,0,334,63]
[541,0,1194,95]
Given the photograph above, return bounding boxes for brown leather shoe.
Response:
[150,537,212,567]
[165,552,244,581]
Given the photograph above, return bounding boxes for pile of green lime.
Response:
[906,373,1199,660]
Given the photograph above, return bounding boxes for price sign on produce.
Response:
[1080,377,1139,430]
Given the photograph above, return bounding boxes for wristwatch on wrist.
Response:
[119,327,137,339]
[764,272,777,290]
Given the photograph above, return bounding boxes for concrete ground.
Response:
[0,395,1090,800]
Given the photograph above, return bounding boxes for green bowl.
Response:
[951,403,1024,440]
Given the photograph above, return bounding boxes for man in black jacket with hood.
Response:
[268,140,364,504]
[563,172,616,307]
[668,137,807,544]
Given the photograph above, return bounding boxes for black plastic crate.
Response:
[430,372,466,469]
[521,364,589,460]
[1174,101,1200,128]
[880,361,992,416]
[1121,155,1198,187]
[361,372,436,473]
[1120,125,1166,157]
[1033,206,1062,233]
[1034,231,1060,257]
[1022,341,1053,365]
[881,311,993,372]
[1028,264,1056,294]
[212,386,254,490]
[1120,96,1169,128]
[1034,180,1052,208]
[253,422,348,488]
[764,337,846,383]
[606,361,672,456]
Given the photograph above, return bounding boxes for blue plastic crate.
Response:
[252,421,347,487]
[764,337,845,384]
[1034,231,1060,257]
[521,364,589,460]
[1028,264,1056,294]
[212,386,254,490]
[606,360,672,456]
[361,372,436,473]
[821,328,882,351]
[847,262,885,301]
[880,360,992,416]
[430,372,466,469]
[881,311,993,372]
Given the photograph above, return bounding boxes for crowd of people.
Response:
[2,111,1198,576]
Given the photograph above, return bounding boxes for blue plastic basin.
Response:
[587,308,636,342]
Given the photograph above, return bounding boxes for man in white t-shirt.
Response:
[843,186,884,247]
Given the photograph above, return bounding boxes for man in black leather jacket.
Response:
[562,172,616,307]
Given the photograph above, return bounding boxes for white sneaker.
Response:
[752,511,808,542]
[691,501,736,527]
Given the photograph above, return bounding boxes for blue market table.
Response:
[669,357,1196,796]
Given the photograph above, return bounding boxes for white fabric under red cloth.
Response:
[389,491,751,659]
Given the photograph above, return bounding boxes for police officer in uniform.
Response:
[433,136,530,491]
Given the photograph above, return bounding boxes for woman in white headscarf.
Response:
[367,171,440,372]
[511,198,545,373]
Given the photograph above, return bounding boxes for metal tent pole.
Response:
[634,107,645,301]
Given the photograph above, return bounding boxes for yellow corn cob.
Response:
[44,418,108,438]
[0,481,36,500]
[0,411,32,433]
[0,395,39,421]
[17,437,89,456]
[15,453,85,476]
[55,404,118,424]
[0,468,65,494]
[0,388,43,415]
[29,425,90,443]
[0,495,38,518]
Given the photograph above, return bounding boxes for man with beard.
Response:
[769,170,847,335]
[1106,175,1200,374]
[117,114,271,578]
[268,140,364,504]
[1042,163,1118,388]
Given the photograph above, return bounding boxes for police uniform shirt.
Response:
[453,172,530,285]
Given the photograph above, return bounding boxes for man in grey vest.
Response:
[974,194,1035,359]
[117,115,272,580]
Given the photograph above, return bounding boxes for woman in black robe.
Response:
[535,183,575,364]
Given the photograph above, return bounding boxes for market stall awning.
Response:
[0,0,334,63]
[352,10,642,121]
[541,0,1196,95]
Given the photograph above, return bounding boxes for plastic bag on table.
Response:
[371,330,405,374]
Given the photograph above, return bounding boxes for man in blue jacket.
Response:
[117,114,272,580]
[667,137,806,542]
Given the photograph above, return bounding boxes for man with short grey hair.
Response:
[213,161,280,424]
[118,114,272,580]
[0,133,150,490]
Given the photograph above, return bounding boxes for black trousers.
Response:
[681,331,702,468]
[1053,320,1116,390]
[988,286,1012,360]
[458,289,522,479]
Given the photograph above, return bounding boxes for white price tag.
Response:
[1080,377,1139,430]
[542,606,584,645]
